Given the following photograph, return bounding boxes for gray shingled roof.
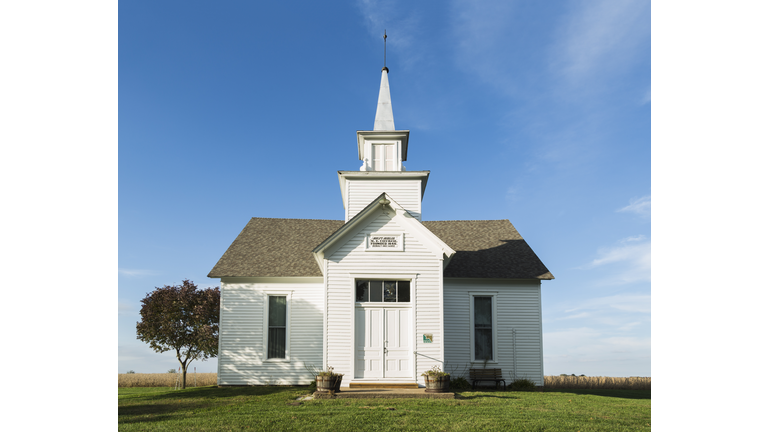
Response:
[208,218,343,278]
[423,220,554,280]
[208,218,553,280]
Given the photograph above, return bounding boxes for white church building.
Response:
[208,66,553,388]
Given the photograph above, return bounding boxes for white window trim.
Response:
[263,290,293,363]
[469,292,498,364]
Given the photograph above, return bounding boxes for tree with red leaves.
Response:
[136,280,220,389]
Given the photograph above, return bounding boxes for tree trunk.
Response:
[177,351,189,390]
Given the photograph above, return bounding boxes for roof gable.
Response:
[313,193,455,274]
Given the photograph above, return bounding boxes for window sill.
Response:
[264,358,291,363]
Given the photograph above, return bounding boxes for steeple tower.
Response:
[337,58,429,222]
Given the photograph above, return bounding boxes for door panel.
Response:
[384,308,411,378]
[355,308,383,378]
[355,307,411,379]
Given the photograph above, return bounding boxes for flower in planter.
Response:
[421,365,450,378]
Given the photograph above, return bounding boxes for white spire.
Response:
[373,68,395,131]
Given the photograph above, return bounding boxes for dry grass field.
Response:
[544,375,651,390]
[119,373,650,390]
[118,373,218,387]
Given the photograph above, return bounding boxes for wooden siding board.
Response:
[218,281,324,385]
[443,280,544,386]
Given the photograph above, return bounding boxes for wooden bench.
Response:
[469,368,506,390]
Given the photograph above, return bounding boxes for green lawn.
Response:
[118,386,650,431]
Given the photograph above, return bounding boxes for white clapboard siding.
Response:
[218,280,324,385]
[346,179,422,221]
[443,280,544,386]
[326,211,443,384]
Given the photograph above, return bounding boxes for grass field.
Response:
[118,385,651,431]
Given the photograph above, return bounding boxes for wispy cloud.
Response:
[640,87,651,105]
[579,236,651,285]
[564,293,650,315]
[551,0,650,88]
[617,195,651,218]
[543,327,650,375]
[118,299,134,316]
[119,268,156,277]
[450,0,520,97]
[355,0,424,70]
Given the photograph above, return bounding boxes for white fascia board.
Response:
[337,171,430,206]
[356,130,410,161]
[312,192,390,274]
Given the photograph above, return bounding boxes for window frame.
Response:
[469,293,498,363]
[263,290,293,362]
[355,279,412,305]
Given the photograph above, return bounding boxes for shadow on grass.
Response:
[456,393,521,400]
[543,388,651,400]
[119,385,312,426]
[130,385,308,401]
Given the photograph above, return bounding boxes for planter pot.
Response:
[316,375,343,392]
[424,375,450,393]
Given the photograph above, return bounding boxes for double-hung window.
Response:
[470,294,496,362]
[267,295,288,360]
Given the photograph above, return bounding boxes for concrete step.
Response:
[348,382,420,389]
[314,388,454,399]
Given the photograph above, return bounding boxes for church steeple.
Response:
[357,65,409,172]
[373,68,395,131]
[341,56,428,222]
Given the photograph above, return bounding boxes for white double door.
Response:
[355,307,411,379]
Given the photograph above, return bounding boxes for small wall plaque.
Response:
[423,334,433,343]
[365,233,404,251]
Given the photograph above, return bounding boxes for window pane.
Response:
[398,281,410,302]
[475,328,492,360]
[356,280,369,302]
[268,327,286,359]
[474,297,492,327]
[369,281,383,302]
[474,296,492,361]
[384,281,397,302]
[269,296,286,327]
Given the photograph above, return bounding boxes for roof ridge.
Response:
[423,219,510,222]
[249,217,344,222]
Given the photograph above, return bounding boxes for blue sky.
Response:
[8,1,768,430]
[118,0,651,376]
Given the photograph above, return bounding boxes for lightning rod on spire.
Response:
[383,30,388,73]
